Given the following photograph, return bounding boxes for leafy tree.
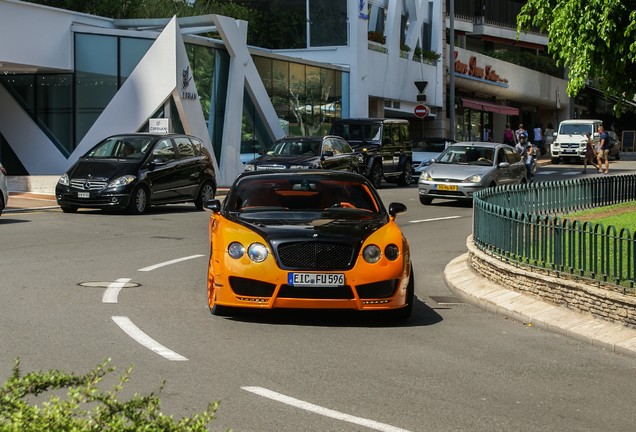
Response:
[0,358,222,431]
[24,0,255,21]
[517,0,636,114]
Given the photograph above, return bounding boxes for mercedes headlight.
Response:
[58,173,70,186]
[107,175,136,188]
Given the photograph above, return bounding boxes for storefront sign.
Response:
[453,52,508,87]
[149,118,169,134]
[181,65,198,100]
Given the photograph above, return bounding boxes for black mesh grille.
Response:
[356,280,398,299]
[277,242,355,270]
[229,277,276,297]
[277,285,354,299]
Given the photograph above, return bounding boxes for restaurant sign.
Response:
[453,51,509,87]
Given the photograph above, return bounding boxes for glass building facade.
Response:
[0,28,347,175]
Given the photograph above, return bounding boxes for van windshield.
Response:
[331,123,382,143]
[559,123,594,135]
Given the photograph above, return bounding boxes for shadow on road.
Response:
[220,297,442,328]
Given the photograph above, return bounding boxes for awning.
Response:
[461,97,519,116]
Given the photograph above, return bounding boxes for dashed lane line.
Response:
[242,386,412,432]
[112,316,188,361]
[138,254,205,272]
[410,215,462,224]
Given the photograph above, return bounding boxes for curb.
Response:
[444,252,636,358]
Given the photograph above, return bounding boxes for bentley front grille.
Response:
[277,241,355,270]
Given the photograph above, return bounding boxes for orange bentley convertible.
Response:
[204,170,414,320]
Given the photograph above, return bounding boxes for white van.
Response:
[550,119,602,164]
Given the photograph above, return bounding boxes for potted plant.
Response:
[367,31,386,44]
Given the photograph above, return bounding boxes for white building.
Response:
[0,0,570,186]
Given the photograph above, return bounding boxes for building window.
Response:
[309,0,347,47]
[120,37,153,84]
[75,33,118,144]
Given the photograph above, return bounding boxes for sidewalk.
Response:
[4,189,230,213]
[444,253,636,358]
[4,192,59,213]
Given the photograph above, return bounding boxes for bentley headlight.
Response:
[464,175,482,183]
[107,175,136,188]
[384,244,399,261]
[228,242,245,259]
[247,243,268,262]
[244,164,255,172]
[58,173,70,186]
[363,245,382,263]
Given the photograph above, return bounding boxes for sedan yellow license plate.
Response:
[436,184,458,191]
[288,273,345,287]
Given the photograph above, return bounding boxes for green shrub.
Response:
[0,358,222,431]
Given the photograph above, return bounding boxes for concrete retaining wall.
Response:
[466,236,636,329]
[7,176,58,195]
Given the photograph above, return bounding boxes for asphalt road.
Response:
[2,159,636,431]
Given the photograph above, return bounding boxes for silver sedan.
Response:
[417,142,528,205]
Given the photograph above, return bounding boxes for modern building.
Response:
[0,0,447,185]
[2,0,628,187]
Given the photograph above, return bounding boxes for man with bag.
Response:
[596,125,610,174]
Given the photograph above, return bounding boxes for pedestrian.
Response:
[515,123,528,143]
[544,122,555,154]
[582,132,599,173]
[515,135,526,155]
[533,123,544,156]
[503,123,516,146]
[596,125,610,173]
[524,144,535,182]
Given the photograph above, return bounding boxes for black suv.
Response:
[330,118,413,188]
[56,133,216,214]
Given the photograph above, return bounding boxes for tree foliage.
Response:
[24,0,255,21]
[0,358,221,431]
[517,0,636,114]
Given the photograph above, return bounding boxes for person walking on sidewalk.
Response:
[582,132,599,173]
[596,125,610,173]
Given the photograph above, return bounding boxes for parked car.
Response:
[56,133,216,214]
[0,162,7,217]
[240,140,267,164]
[330,118,413,188]
[244,136,359,173]
[412,138,456,179]
[417,142,527,205]
[204,170,414,321]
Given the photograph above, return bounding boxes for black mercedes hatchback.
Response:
[56,133,216,214]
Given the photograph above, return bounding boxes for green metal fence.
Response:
[473,175,636,292]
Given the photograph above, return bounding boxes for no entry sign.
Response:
[414,104,430,118]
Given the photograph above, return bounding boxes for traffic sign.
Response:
[414,104,429,118]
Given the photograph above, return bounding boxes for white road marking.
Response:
[537,170,582,176]
[410,215,462,224]
[111,316,188,361]
[242,386,412,432]
[138,254,204,272]
[102,278,131,304]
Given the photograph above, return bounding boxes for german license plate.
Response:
[288,272,345,287]
[77,192,90,198]
[436,184,458,191]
